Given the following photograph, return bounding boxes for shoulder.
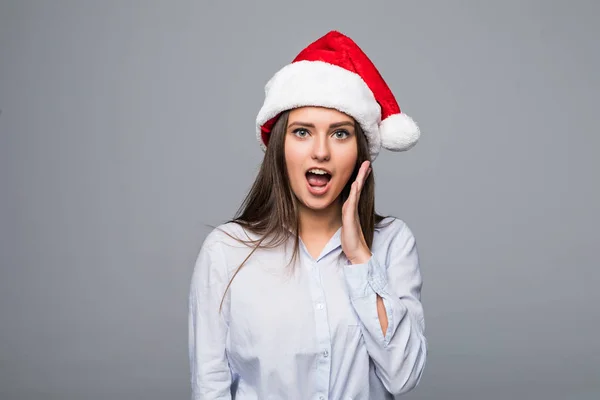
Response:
[375,216,415,239]
[373,216,418,254]
[191,222,253,286]
[195,221,262,269]
[201,221,259,250]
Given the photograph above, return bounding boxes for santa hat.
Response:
[256,30,420,160]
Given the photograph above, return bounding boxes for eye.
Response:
[332,129,350,139]
[292,128,309,138]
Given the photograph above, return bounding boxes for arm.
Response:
[376,295,389,334]
[343,222,427,396]
[188,237,233,399]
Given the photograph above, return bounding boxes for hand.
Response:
[341,160,372,264]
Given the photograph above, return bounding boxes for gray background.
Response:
[1,0,598,399]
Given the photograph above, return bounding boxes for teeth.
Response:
[308,169,329,175]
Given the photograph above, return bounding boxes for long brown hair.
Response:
[218,109,390,311]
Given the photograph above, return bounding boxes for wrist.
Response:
[348,247,372,264]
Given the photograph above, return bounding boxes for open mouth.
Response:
[305,168,332,195]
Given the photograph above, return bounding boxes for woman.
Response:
[189,31,427,399]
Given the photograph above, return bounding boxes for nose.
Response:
[311,134,330,161]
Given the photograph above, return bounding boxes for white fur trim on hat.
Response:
[256,60,383,159]
[379,113,420,152]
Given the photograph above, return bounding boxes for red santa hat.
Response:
[256,30,420,160]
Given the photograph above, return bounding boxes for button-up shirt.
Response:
[188,217,427,399]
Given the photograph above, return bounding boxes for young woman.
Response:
[189,31,427,399]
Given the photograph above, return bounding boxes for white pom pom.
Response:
[379,113,420,151]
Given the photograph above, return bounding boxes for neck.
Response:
[298,198,343,238]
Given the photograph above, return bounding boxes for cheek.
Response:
[336,148,358,184]
[284,142,304,182]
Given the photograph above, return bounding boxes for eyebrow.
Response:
[288,121,354,129]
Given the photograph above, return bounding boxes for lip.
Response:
[306,175,332,196]
[305,166,333,175]
[305,166,333,196]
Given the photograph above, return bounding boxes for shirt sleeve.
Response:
[188,235,233,399]
[342,221,427,397]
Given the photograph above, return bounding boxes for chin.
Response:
[298,189,341,211]
[301,197,335,211]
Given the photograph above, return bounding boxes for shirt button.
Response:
[319,396,325,400]
[316,303,324,310]
[322,350,329,358]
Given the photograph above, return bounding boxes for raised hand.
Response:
[341,160,372,264]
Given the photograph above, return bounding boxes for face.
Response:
[284,106,358,211]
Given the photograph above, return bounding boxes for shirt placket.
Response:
[303,251,332,400]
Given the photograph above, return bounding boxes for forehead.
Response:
[288,106,354,124]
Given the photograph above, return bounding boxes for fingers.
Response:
[344,161,372,220]
[356,160,371,192]
[353,161,371,212]
[347,181,358,215]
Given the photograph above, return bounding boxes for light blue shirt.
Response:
[188,217,427,399]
